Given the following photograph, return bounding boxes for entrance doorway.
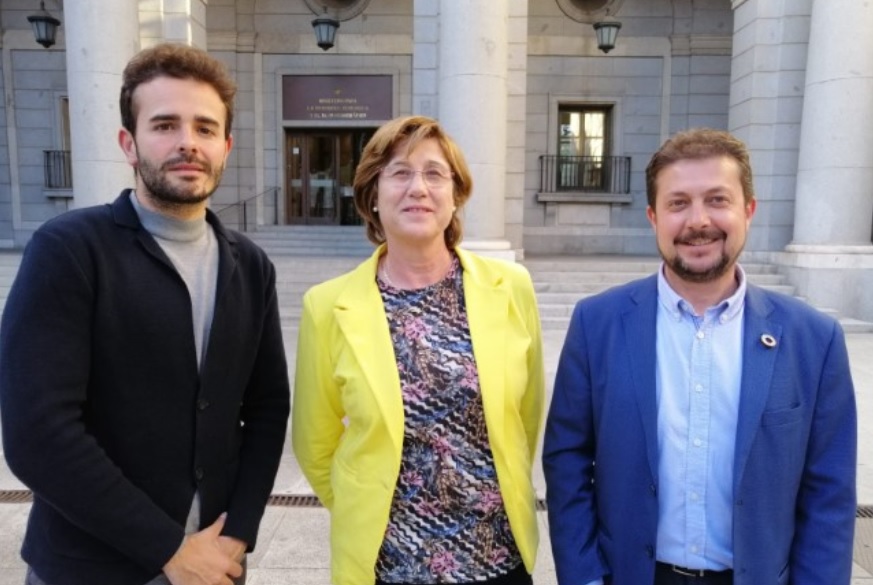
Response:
[284,129,375,225]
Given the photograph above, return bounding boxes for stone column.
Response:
[783,0,873,322]
[791,0,873,247]
[63,0,139,208]
[438,0,513,259]
[161,0,206,49]
[727,0,813,252]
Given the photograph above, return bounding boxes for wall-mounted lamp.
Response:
[312,8,340,51]
[593,20,621,54]
[28,0,61,49]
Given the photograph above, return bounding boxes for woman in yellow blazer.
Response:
[292,116,544,585]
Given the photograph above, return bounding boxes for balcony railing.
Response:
[43,150,73,189]
[538,154,631,194]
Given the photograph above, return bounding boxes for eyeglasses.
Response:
[380,165,454,188]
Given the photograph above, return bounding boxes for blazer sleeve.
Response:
[0,228,184,572]
[542,301,609,584]
[789,321,857,584]
[519,269,545,461]
[291,289,346,509]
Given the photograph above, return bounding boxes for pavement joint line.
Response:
[0,490,869,517]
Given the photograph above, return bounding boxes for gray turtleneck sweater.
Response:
[130,192,219,370]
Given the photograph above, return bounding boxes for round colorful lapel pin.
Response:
[760,333,777,349]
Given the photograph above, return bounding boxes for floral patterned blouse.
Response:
[374,254,523,584]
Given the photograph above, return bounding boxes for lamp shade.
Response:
[28,1,61,49]
[593,20,621,54]
[312,14,340,51]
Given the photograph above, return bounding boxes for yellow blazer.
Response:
[292,246,544,585]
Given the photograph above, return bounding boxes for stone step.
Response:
[0,252,871,334]
[839,318,873,334]
[245,226,372,257]
[522,256,780,275]
[529,270,787,285]
[532,280,795,294]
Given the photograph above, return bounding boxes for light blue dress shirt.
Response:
[654,264,746,571]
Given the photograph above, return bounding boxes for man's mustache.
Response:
[675,228,724,245]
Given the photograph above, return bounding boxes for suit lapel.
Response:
[334,248,405,452]
[625,277,660,478]
[459,250,508,443]
[733,285,780,492]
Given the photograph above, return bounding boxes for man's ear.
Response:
[118,128,138,167]
[745,197,757,223]
[224,133,234,160]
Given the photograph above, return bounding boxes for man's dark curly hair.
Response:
[120,43,236,139]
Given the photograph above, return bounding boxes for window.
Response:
[44,96,73,190]
[60,96,71,150]
[557,105,612,191]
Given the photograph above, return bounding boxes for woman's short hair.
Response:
[353,115,473,248]
[645,128,755,207]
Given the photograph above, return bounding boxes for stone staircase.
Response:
[1,248,871,334]
[245,225,372,258]
[523,255,873,333]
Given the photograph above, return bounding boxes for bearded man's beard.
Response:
[660,228,739,283]
[137,153,224,206]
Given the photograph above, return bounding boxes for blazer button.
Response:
[649,484,657,495]
[646,545,654,558]
[195,467,204,482]
[197,398,210,411]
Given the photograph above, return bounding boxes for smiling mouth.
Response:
[681,237,718,246]
[676,229,724,247]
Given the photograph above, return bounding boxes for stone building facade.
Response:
[1,0,871,319]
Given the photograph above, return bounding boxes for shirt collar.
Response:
[657,262,747,323]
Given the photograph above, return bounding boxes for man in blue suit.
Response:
[543,128,857,585]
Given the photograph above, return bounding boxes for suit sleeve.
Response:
[0,229,184,572]
[542,302,609,584]
[789,321,857,584]
[222,258,291,549]
[291,290,345,509]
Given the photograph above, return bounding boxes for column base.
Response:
[776,244,873,322]
[459,239,517,262]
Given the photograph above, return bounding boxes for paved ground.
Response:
[0,328,871,584]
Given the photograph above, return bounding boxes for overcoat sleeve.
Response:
[221,255,291,549]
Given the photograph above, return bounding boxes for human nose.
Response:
[688,200,711,226]
[176,126,198,152]
[405,170,429,193]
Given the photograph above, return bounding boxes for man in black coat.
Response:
[0,43,290,585]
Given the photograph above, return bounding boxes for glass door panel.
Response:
[307,134,337,223]
[285,134,305,223]
[284,128,376,225]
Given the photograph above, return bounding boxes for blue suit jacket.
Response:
[543,274,857,585]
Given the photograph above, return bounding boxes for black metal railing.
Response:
[43,150,72,189]
[212,187,281,232]
[538,154,631,194]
